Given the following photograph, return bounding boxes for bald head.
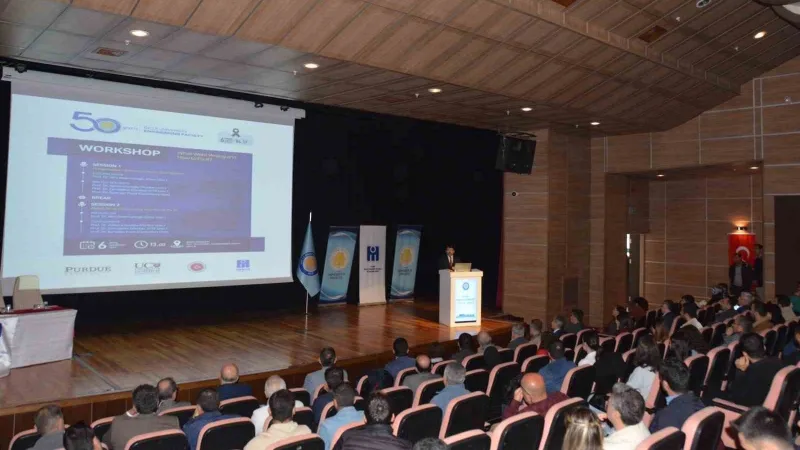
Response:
[220,364,240,384]
[477,331,492,347]
[416,355,431,373]
[264,375,287,398]
[520,373,547,404]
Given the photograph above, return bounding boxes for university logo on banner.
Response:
[320,227,358,303]
[359,225,387,305]
[390,225,422,300]
[367,246,380,262]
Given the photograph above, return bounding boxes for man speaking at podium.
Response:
[438,244,462,271]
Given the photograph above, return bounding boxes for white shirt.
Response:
[448,255,453,266]
[578,351,596,367]
[626,366,656,400]
[603,422,650,450]
[251,401,304,433]
[683,318,703,331]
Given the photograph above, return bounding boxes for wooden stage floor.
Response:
[0,302,511,411]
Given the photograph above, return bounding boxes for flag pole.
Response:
[305,211,312,317]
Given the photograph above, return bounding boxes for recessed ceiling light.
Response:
[304,63,319,69]
[750,166,759,170]
[590,121,600,126]
[657,173,665,178]
[428,88,442,94]
[754,31,766,39]
[129,29,149,37]
[521,107,532,112]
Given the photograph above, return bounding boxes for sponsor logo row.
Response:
[64,260,250,275]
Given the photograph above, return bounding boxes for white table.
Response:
[0,307,76,375]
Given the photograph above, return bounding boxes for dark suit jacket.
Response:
[649,393,705,433]
[312,393,334,429]
[729,263,754,290]
[103,413,180,450]
[218,382,253,401]
[725,357,786,407]
[333,424,411,450]
[754,257,763,285]
[437,254,462,270]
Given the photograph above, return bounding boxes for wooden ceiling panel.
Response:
[568,79,624,108]
[237,0,318,44]
[185,0,260,36]
[567,0,616,21]
[479,53,550,92]
[361,17,437,67]
[320,4,403,60]
[280,0,365,53]
[453,45,520,85]
[549,72,606,104]
[72,0,138,15]
[448,0,504,33]
[400,28,465,73]
[591,2,641,32]
[534,28,583,55]
[508,20,559,49]
[529,69,593,101]
[365,0,422,13]
[131,0,201,26]
[504,61,567,97]
[429,37,493,79]
[477,8,531,42]
[411,0,471,22]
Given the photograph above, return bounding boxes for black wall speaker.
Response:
[495,135,536,174]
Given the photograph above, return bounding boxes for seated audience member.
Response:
[304,347,348,395]
[666,334,691,361]
[62,422,101,450]
[244,389,312,450]
[551,315,567,338]
[732,406,795,450]
[412,438,446,450]
[681,294,696,309]
[681,302,703,331]
[507,323,527,351]
[385,338,415,379]
[217,363,252,401]
[579,331,626,389]
[536,333,555,357]
[627,298,647,325]
[156,377,190,413]
[31,405,65,450]
[563,406,603,450]
[777,295,798,322]
[502,373,568,419]
[183,389,238,450]
[660,300,678,332]
[724,314,754,345]
[751,301,774,333]
[709,283,728,304]
[252,375,303,434]
[651,319,669,345]
[539,340,576,393]
[103,384,179,450]
[603,384,650,450]
[427,342,445,364]
[606,306,626,335]
[617,313,634,334]
[402,355,439,394]
[483,346,503,371]
[319,384,365,450]
[452,333,475,364]
[648,359,704,433]
[739,291,755,310]
[626,336,660,400]
[529,319,544,347]
[713,296,738,324]
[766,302,785,324]
[431,363,470,412]
[782,328,800,365]
[312,367,345,427]
[476,330,498,354]
[791,282,800,314]
[334,392,411,450]
[672,325,710,356]
[723,332,786,407]
[565,309,585,334]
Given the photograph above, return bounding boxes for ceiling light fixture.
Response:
[657,173,665,178]
[754,31,766,39]
[304,63,319,69]
[129,29,149,37]
[590,121,600,126]
[750,166,759,170]
[428,88,442,93]
[521,107,533,112]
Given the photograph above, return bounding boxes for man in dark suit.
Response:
[649,359,705,433]
[311,367,345,429]
[437,244,461,271]
[218,363,253,401]
[723,333,786,407]
[729,253,754,297]
[103,385,180,450]
[182,389,238,450]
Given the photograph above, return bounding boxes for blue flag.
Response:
[297,222,320,297]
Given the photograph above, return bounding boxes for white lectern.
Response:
[439,269,483,327]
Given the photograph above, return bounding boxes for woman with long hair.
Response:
[652,318,670,344]
[606,306,626,335]
[626,335,661,400]
[578,330,603,366]
[563,406,603,450]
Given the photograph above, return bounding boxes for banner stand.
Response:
[359,225,387,305]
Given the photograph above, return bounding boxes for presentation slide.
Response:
[0,70,302,295]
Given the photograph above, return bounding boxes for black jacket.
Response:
[438,254,462,270]
[334,424,412,450]
[729,263,754,290]
[754,256,763,285]
[713,308,737,324]
[662,312,676,333]
[649,393,706,433]
[725,357,786,407]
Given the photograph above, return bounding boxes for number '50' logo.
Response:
[70,111,121,133]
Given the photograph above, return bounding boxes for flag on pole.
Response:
[297,221,320,297]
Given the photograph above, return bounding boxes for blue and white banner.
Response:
[390,225,423,299]
[320,227,358,303]
[359,225,386,305]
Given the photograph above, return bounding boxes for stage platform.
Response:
[0,301,512,445]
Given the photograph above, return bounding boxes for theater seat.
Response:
[700,327,713,345]
[564,348,575,362]
[710,323,726,348]
[559,333,577,350]
[622,349,637,381]
[91,417,115,442]
[196,417,254,450]
[721,341,742,391]
[489,411,544,450]
[669,318,687,337]
[311,384,328,404]
[414,378,444,406]
[124,430,189,450]
[513,343,537,364]
[318,403,337,431]
[615,332,634,354]
[9,428,39,450]
[355,375,368,397]
[538,398,583,450]
[463,354,486,371]
[159,405,197,428]
[329,421,364,450]
[443,430,490,450]
[700,346,729,403]
[643,375,665,427]
[635,427,685,450]
[433,360,455,376]
[576,329,592,346]
[465,369,489,393]
[497,348,514,363]
[293,407,314,430]
[646,310,657,330]
[573,344,588,364]
[220,395,260,418]
[439,391,489,439]
[683,355,709,397]
[486,362,520,422]
[394,367,417,387]
[289,388,311,407]
[681,408,725,450]
[560,365,594,399]
[774,324,788,356]
[632,327,648,349]
[264,434,324,450]
[380,386,413,415]
[392,404,442,444]
[760,328,778,358]
[521,355,549,373]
